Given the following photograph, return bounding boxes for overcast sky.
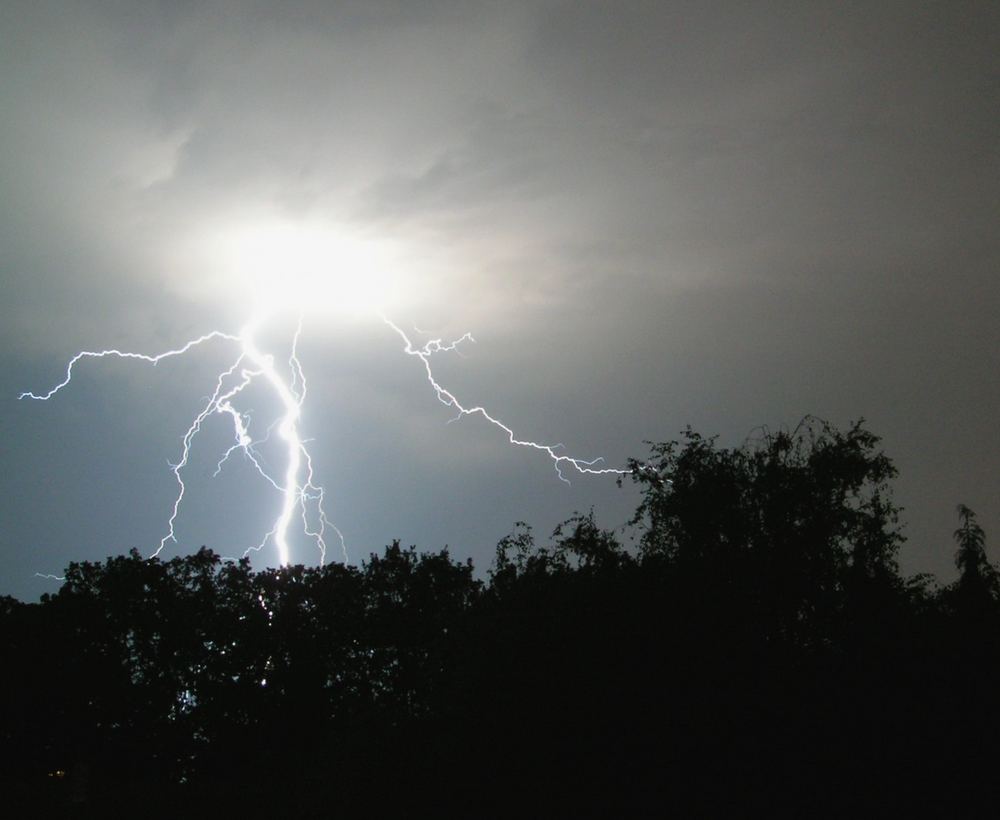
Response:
[2,0,997,600]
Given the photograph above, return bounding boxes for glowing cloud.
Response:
[212,218,402,319]
[20,218,625,569]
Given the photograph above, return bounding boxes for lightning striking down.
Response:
[21,312,625,568]
[20,317,342,567]
[383,317,624,483]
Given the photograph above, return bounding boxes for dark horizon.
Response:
[5,420,998,816]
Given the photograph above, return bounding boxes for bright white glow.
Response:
[21,215,630,574]
[214,219,400,319]
[20,319,343,568]
[239,315,306,567]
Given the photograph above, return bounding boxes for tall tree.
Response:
[950,504,998,618]
[623,417,904,643]
[954,505,992,584]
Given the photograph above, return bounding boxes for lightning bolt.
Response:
[382,317,624,483]
[20,311,625,570]
[20,315,343,567]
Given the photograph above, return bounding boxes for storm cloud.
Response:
[1,0,997,599]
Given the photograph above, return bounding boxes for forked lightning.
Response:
[21,314,623,566]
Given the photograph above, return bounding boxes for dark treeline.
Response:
[3,418,998,817]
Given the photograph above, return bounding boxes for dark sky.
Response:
[1,0,997,600]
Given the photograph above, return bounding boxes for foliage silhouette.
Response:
[953,504,996,599]
[1,419,997,817]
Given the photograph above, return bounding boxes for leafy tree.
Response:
[954,504,995,591]
[11,419,1000,816]
[551,509,628,572]
[947,504,999,629]
[623,417,904,643]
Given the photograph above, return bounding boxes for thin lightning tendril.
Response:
[20,319,344,567]
[17,331,241,402]
[382,317,624,483]
[20,312,626,573]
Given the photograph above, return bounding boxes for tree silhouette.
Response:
[954,504,995,595]
[623,417,903,645]
[4,419,999,816]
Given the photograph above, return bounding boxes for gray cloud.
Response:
[1,0,997,599]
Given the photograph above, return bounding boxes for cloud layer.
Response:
[2,1,997,598]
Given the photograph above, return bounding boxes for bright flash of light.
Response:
[20,222,628,571]
[20,317,342,567]
[382,318,624,483]
[210,219,401,320]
